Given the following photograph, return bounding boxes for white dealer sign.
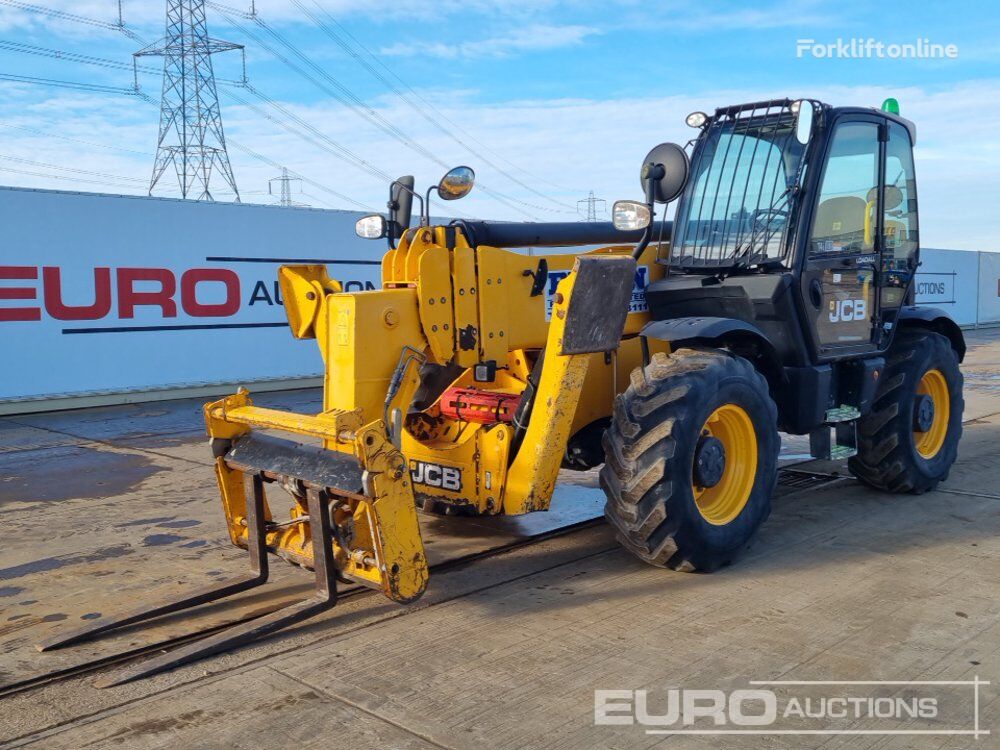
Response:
[0,187,380,406]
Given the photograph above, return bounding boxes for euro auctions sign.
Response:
[0,187,380,405]
[0,266,248,323]
[0,264,376,325]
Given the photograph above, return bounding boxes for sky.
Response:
[0,0,997,249]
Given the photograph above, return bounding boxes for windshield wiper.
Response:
[726,187,793,270]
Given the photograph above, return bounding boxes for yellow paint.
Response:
[278,265,342,344]
[692,404,758,525]
[203,222,681,606]
[914,368,950,459]
[452,244,480,368]
[502,265,591,514]
[864,198,876,249]
[324,287,428,426]
[205,392,427,604]
[417,245,456,362]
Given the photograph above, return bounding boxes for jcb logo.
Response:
[410,460,463,492]
[829,298,868,323]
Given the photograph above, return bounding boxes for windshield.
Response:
[670,105,807,269]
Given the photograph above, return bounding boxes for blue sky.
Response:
[0,0,997,248]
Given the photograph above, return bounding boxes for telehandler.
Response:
[41,98,965,685]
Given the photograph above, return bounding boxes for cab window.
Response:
[881,122,918,306]
[809,122,879,255]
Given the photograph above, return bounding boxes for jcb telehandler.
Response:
[41,98,965,686]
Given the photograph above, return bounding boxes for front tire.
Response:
[848,331,963,494]
[601,349,779,572]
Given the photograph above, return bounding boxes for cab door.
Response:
[799,117,882,361]
[877,121,920,317]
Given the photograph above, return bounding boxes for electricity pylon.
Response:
[136,0,242,201]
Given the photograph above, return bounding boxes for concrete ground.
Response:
[1,329,999,749]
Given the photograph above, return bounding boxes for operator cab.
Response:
[637,98,921,368]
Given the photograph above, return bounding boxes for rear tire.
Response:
[601,349,779,572]
[848,331,963,494]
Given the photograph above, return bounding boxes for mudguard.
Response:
[896,305,966,361]
[641,317,782,372]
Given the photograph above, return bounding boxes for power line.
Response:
[0,71,372,211]
[0,153,148,183]
[294,0,579,207]
[226,84,392,182]
[0,120,151,156]
[0,0,145,41]
[300,0,579,196]
[208,2,550,219]
[0,39,250,92]
[300,191,333,209]
[0,71,143,96]
[0,1,555,219]
[208,6,447,169]
[0,39,155,73]
[0,164,158,190]
[224,137,375,211]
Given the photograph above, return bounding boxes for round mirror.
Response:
[867,185,904,211]
[794,99,814,145]
[639,143,689,204]
[437,166,475,201]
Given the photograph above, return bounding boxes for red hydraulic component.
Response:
[439,387,521,424]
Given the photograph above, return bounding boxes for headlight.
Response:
[685,111,708,128]
[612,200,651,232]
[355,214,387,239]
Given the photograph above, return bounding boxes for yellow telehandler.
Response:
[40,98,965,686]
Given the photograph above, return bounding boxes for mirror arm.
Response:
[632,169,660,259]
[424,184,435,227]
[388,180,425,249]
[387,200,397,251]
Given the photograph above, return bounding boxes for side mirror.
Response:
[612,200,651,232]
[793,99,814,145]
[389,175,415,240]
[639,143,689,204]
[355,214,387,240]
[437,166,475,201]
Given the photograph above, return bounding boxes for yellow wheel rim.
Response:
[692,404,758,526]
[914,368,950,459]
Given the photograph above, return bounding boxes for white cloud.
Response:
[379,23,599,59]
[663,0,831,31]
[1,70,998,249]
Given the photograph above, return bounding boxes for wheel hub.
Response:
[913,393,935,432]
[693,435,726,488]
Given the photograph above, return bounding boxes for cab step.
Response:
[808,405,861,460]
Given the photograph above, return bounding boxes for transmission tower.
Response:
[577,190,606,222]
[269,167,304,207]
[136,0,243,201]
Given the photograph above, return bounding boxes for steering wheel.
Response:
[750,207,789,232]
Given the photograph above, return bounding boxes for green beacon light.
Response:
[881,97,900,115]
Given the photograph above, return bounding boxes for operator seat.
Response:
[812,196,866,250]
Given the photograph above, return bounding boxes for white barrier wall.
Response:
[979,251,1000,325]
[1,186,998,412]
[0,187,380,407]
[914,247,980,326]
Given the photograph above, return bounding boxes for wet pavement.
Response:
[1,328,999,748]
